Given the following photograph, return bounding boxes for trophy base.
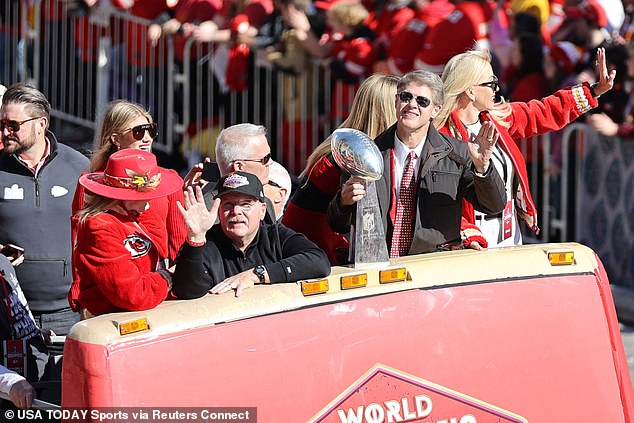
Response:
[350,181,390,268]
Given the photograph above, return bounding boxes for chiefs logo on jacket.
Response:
[124,234,152,258]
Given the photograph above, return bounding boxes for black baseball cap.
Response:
[214,171,266,202]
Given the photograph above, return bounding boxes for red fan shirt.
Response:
[415,0,495,73]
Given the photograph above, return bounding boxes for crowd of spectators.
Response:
[6,0,633,156]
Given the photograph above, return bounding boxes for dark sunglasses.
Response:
[478,78,499,92]
[123,123,159,141]
[398,91,431,108]
[0,116,42,133]
[235,152,272,165]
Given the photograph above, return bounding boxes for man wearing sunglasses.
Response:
[0,83,89,338]
[328,70,506,257]
[200,123,278,223]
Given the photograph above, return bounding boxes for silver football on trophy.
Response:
[331,128,383,181]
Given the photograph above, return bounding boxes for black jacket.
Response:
[172,223,331,299]
[328,124,506,254]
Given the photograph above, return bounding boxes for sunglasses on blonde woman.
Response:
[477,78,499,92]
[122,123,159,141]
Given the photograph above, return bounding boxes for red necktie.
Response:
[390,151,418,258]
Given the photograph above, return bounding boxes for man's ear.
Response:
[431,104,441,120]
[259,201,267,221]
[279,188,288,204]
[233,161,244,171]
[33,116,47,138]
[269,187,285,204]
[39,116,48,135]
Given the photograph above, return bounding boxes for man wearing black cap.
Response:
[173,171,331,298]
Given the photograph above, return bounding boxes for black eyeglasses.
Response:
[122,123,159,141]
[0,116,42,133]
[477,78,499,92]
[267,180,282,188]
[398,91,431,108]
[235,152,272,165]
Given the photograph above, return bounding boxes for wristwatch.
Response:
[253,265,268,284]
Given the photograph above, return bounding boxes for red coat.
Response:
[387,0,455,75]
[125,0,172,67]
[172,0,223,62]
[415,1,494,73]
[72,210,170,316]
[439,82,598,244]
[366,3,414,58]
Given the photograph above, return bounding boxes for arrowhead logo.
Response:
[308,364,528,423]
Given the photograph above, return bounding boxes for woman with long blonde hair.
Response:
[435,48,614,248]
[282,73,398,264]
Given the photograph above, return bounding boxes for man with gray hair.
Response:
[328,70,505,257]
[263,160,292,221]
[204,123,277,222]
[214,123,271,184]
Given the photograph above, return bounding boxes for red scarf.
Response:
[443,110,538,231]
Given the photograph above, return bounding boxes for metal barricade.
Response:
[518,125,585,245]
[0,0,33,86]
[0,1,176,152]
[106,6,175,153]
[178,35,350,175]
[1,1,358,174]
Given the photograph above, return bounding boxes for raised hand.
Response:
[182,157,212,189]
[467,121,498,174]
[177,186,220,243]
[594,47,616,97]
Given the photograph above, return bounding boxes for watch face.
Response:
[254,265,266,282]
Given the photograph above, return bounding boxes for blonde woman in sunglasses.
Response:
[435,48,615,250]
[69,100,187,313]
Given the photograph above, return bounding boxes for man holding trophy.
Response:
[328,70,506,259]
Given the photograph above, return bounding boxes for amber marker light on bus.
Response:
[118,317,150,335]
[341,273,368,290]
[547,251,575,265]
[301,278,329,296]
[379,267,408,284]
